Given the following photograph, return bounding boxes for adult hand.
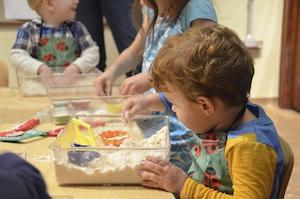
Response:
[137,156,188,195]
[119,73,152,95]
[93,71,115,96]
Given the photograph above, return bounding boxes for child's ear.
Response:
[196,96,215,116]
[44,0,55,11]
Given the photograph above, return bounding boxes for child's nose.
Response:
[74,0,79,5]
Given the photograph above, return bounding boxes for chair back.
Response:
[277,136,294,199]
[0,60,8,86]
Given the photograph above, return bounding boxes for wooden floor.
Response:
[252,99,300,199]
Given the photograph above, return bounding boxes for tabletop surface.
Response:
[0,87,174,199]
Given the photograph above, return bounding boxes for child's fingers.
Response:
[146,156,169,167]
[122,99,135,116]
[104,82,112,96]
[127,86,137,95]
[141,180,161,189]
[119,81,130,95]
[93,79,106,96]
[122,98,143,118]
[138,169,161,187]
[140,160,165,175]
[128,103,143,116]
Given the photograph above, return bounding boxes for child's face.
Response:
[51,0,79,22]
[164,87,211,133]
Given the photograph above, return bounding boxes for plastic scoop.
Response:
[66,118,97,147]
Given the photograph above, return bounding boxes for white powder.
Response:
[53,126,169,185]
[18,73,97,96]
[20,80,47,96]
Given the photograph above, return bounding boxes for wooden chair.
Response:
[277,136,294,199]
[0,59,9,87]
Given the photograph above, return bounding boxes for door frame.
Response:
[279,0,300,108]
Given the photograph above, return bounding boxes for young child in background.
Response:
[124,26,283,198]
[94,0,217,95]
[11,0,99,77]
[94,0,218,173]
[0,152,50,199]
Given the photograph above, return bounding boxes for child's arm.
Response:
[11,49,51,75]
[138,142,276,198]
[10,22,52,76]
[70,22,100,73]
[180,141,277,198]
[94,15,149,96]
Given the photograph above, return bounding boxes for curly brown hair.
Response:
[150,25,254,106]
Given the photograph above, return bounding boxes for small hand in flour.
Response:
[122,111,131,123]
[59,64,80,85]
[137,156,188,195]
[122,95,151,122]
[38,65,54,85]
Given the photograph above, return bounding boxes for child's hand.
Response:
[120,73,152,95]
[137,156,188,195]
[122,95,152,122]
[60,64,80,85]
[37,65,54,85]
[62,64,80,75]
[38,65,53,76]
[93,71,116,96]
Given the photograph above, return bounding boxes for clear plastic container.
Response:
[47,84,121,101]
[16,68,101,97]
[50,115,170,185]
[51,96,135,125]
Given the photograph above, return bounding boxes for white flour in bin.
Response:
[53,126,169,184]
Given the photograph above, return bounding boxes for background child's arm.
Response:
[10,22,50,75]
[71,22,100,73]
[93,16,149,96]
[11,49,48,75]
[180,141,277,198]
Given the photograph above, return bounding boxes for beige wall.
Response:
[214,0,284,98]
[0,0,283,98]
[0,25,18,87]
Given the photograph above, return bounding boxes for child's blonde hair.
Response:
[27,0,42,11]
[150,25,254,106]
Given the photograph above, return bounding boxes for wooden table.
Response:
[0,87,174,199]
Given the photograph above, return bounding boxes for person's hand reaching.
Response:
[93,71,116,96]
[120,73,152,95]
